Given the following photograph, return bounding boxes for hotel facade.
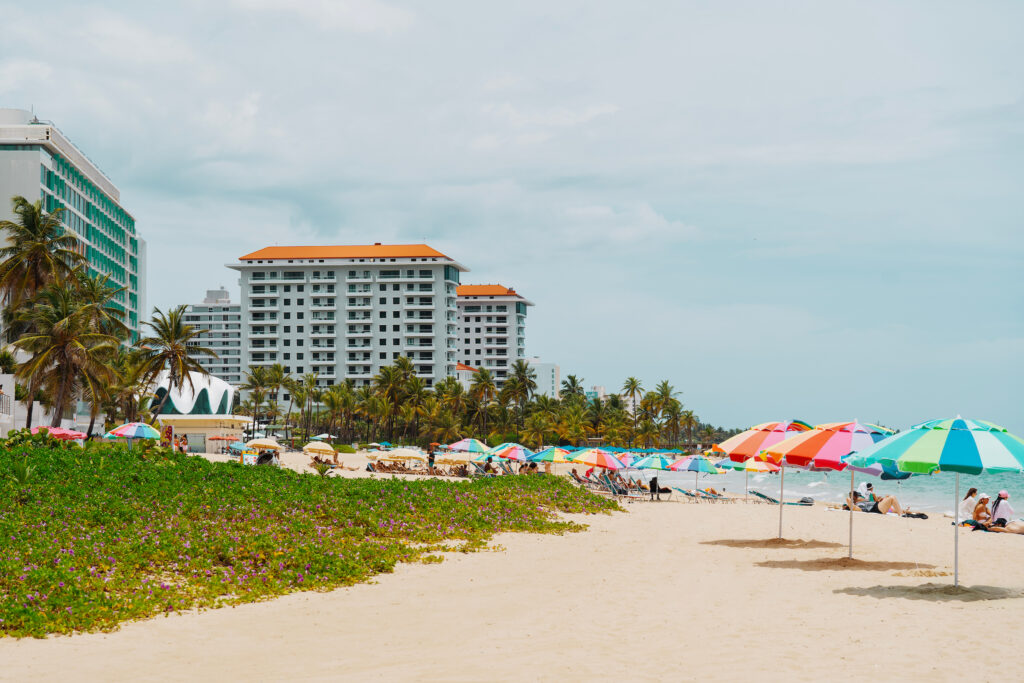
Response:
[229,244,467,388]
[0,109,145,339]
[183,288,244,385]
[456,284,532,386]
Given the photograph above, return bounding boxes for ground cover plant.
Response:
[0,447,617,638]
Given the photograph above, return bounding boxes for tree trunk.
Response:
[50,368,74,428]
[86,404,98,438]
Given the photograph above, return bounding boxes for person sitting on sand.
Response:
[991,491,1016,528]
[959,487,979,522]
[483,457,496,474]
[846,490,905,516]
[973,493,992,526]
[987,520,1024,534]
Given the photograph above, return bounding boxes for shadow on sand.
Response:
[702,538,844,550]
[835,583,1024,602]
[755,557,935,572]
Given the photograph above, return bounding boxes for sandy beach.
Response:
[4,472,1024,682]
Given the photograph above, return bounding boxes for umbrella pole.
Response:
[954,473,960,587]
[695,471,698,491]
[778,465,785,539]
[745,468,748,501]
[849,469,855,559]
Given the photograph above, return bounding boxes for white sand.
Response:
[4,468,1024,681]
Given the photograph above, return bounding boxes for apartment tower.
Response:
[183,288,243,385]
[0,108,144,339]
[229,244,467,387]
[456,284,532,386]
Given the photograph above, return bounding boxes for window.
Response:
[379,312,386,318]
[297,285,304,292]
[297,353,304,359]
[284,299,291,305]
[392,284,399,291]
[393,338,400,345]
[296,313,304,319]
[284,286,290,292]
[392,297,399,304]
[379,325,387,332]
[296,339,303,346]
[284,339,291,346]
[297,326,303,332]
[379,297,386,304]
[283,313,290,319]
[392,324,400,331]
[296,367,303,373]
[296,299,303,305]
[379,352,386,359]
[379,284,386,291]
[284,326,290,333]
[283,353,290,360]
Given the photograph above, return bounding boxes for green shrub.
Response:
[0,447,617,638]
[334,444,356,454]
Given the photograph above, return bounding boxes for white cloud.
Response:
[229,0,413,33]
[482,102,619,128]
[0,59,53,95]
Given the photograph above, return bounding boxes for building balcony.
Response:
[345,371,373,379]
[345,275,373,283]
[403,329,435,336]
[248,358,278,366]
[404,343,435,352]
[404,303,434,310]
[310,358,335,366]
[252,276,305,285]
[249,345,279,353]
[311,303,337,311]
[344,303,372,311]
[311,315,336,322]
[248,331,279,339]
[346,331,373,339]
[310,275,336,282]
[404,314,434,322]
[310,342,336,350]
[249,305,279,313]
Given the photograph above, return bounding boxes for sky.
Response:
[1,0,1022,432]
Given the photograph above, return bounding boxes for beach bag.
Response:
[798,497,814,505]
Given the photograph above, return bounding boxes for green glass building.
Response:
[0,109,144,340]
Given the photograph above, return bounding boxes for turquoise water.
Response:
[648,468,1024,517]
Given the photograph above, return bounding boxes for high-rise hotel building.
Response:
[0,109,144,338]
[229,244,467,388]
[183,288,243,385]
[456,285,532,386]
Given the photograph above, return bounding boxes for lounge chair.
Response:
[750,490,812,506]
[671,487,702,503]
[602,473,647,501]
[469,462,497,477]
[700,489,735,503]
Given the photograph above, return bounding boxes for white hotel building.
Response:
[456,285,532,386]
[183,288,243,385]
[229,244,467,388]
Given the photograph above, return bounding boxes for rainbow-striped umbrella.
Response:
[674,454,723,489]
[846,417,1024,586]
[486,442,534,461]
[633,454,676,470]
[529,447,573,464]
[571,448,626,470]
[448,438,489,453]
[760,421,894,470]
[714,421,812,462]
[107,422,160,440]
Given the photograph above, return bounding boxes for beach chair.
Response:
[671,487,701,503]
[469,462,497,477]
[602,473,645,502]
[701,489,735,503]
[499,462,516,476]
[750,490,812,506]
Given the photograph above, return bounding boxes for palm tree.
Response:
[560,374,585,403]
[621,377,643,442]
[681,409,699,447]
[13,284,118,426]
[136,305,218,420]
[374,365,405,439]
[469,368,497,435]
[0,196,85,322]
[522,412,549,449]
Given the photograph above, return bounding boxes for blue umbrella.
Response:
[847,417,1024,586]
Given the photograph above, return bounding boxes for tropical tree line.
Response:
[239,360,738,450]
[0,196,217,432]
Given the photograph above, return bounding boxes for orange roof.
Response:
[457,284,520,297]
[455,363,478,372]
[240,244,451,261]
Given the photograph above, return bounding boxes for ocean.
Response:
[647,467,1024,517]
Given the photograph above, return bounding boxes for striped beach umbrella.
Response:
[107,422,160,440]
[448,438,489,453]
[487,442,534,461]
[714,421,813,462]
[529,447,573,464]
[571,448,626,470]
[675,454,723,489]
[633,454,676,470]
[846,417,1024,586]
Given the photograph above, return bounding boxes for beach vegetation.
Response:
[0,445,617,638]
